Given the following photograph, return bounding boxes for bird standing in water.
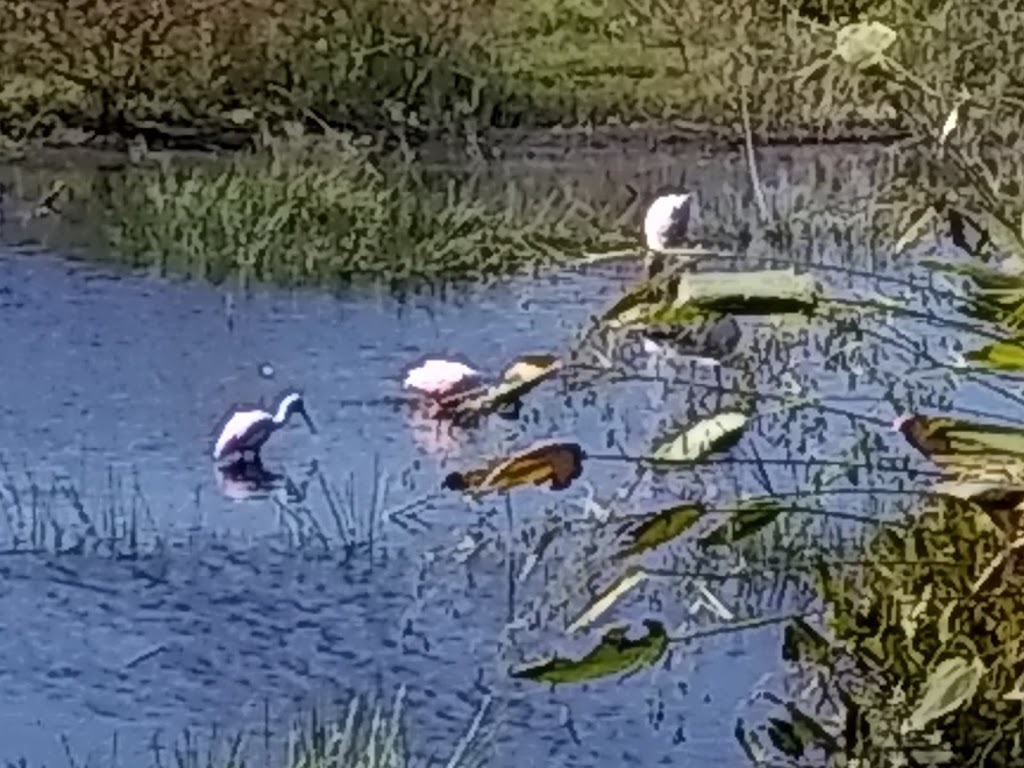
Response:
[213,391,316,465]
[402,358,484,400]
[643,192,693,277]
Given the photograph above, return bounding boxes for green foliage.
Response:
[510,619,668,684]
[0,0,990,146]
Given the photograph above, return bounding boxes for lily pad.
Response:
[650,410,749,464]
[614,502,705,560]
[442,438,586,495]
[510,619,668,685]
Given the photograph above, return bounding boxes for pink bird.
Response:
[403,358,484,400]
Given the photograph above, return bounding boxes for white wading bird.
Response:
[402,358,484,400]
[644,192,692,252]
[642,191,693,277]
[212,391,316,464]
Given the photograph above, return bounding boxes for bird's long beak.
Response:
[301,410,318,434]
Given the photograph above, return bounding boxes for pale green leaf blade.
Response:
[901,656,985,734]
[567,566,650,633]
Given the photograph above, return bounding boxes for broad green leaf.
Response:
[963,338,1024,371]
[613,502,705,560]
[603,268,820,329]
[510,619,668,685]
[567,566,650,633]
[893,204,939,254]
[650,410,749,463]
[699,499,785,547]
[901,655,985,734]
[444,353,562,417]
[834,22,897,70]
[442,438,585,495]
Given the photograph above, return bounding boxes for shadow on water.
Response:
[0,143,999,767]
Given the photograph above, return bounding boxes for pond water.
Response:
[0,140,1010,768]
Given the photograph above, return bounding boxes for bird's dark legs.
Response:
[241,449,263,468]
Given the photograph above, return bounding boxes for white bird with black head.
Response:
[212,391,317,465]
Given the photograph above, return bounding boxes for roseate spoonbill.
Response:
[403,359,484,400]
[212,391,316,463]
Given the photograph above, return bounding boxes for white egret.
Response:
[212,391,316,464]
[643,192,693,252]
[640,191,696,280]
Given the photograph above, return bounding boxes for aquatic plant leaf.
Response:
[930,479,1024,506]
[444,354,562,417]
[834,22,897,69]
[983,210,1024,262]
[929,479,1024,533]
[735,720,770,765]
[510,619,668,685]
[963,338,1024,371]
[901,656,985,734]
[613,502,705,560]
[893,204,939,254]
[784,703,840,756]
[567,566,650,633]
[767,717,804,759]
[782,617,833,665]
[604,269,820,328]
[699,499,784,547]
[600,274,674,326]
[442,439,585,495]
[897,415,1024,462]
[920,259,1024,291]
[650,410,748,463]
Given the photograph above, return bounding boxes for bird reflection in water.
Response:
[214,456,315,503]
[214,455,284,501]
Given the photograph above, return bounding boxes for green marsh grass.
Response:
[39,686,492,768]
[91,140,630,287]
